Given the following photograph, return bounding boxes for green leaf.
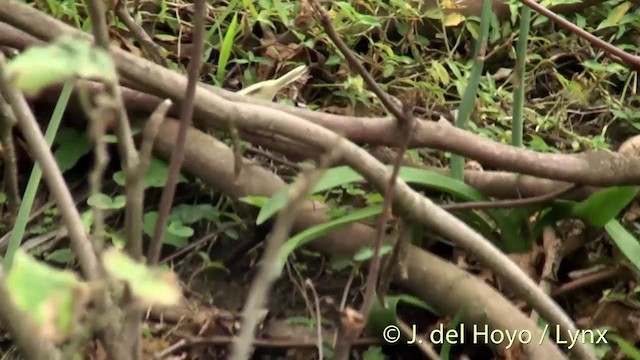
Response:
[53,128,91,172]
[44,248,75,264]
[366,295,437,339]
[168,204,220,224]
[353,244,394,262]
[571,186,639,227]
[113,157,188,188]
[275,205,382,274]
[597,1,631,30]
[604,220,640,272]
[258,166,525,252]
[216,12,238,85]
[5,35,116,96]
[167,221,194,238]
[102,248,182,306]
[87,193,127,210]
[143,212,191,247]
[5,251,90,343]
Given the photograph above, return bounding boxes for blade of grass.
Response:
[450,0,492,180]
[215,12,239,86]
[5,80,74,270]
[512,3,531,147]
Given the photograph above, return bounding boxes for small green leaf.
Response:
[44,248,75,264]
[571,186,639,227]
[169,204,219,224]
[87,193,126,210]
[605,220,640,272]
[353,244,393,262]
[258,166,524,252]
[102,248,182,306]
[6,251,90,343]
[113,157,188,188]
[167,221,194,238]
[143,212,190,247]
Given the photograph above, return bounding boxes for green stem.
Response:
[4,81,73,270]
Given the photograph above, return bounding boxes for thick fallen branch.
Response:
[152,118,567,359]
[1,5,639,187]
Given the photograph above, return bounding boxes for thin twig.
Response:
[148,0,206,265]
[308,2,416,357]
[77,81,110,252]
[304,279,324,360]
[521,0,640,70]
[441,183,578,212]
[230,143,343,360]
[0,94,20,225]
[115,2,168,67]
[379,221,411,297]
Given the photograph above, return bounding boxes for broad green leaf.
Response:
[44,248,75,264]
[167,221,194,238]
[275,205,382,273]
[258,166,524,252]
[5,35,116,96]
[604,220,640,272]
[53,128,91,172]
[87,193,127,210]
[5,251,89,343]
[366,295,437,338]
[143,212,191,247]
[168,204,220,224]
[571,186,639,227]
[113,157,188,188]
[102,248,182,306]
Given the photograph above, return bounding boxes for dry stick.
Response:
[77,82,110,251]
[0,6,591,358]
[521,0,640,70]
[309,1,418,356]
[230,143,343,360]
[84,0,152,357]
[85,0,142,261]
[441,183,578,212]
[114,2,168,68]
[0,95,20,225]
[527,226,563,359]
[147,0,206,266]
[4,16,640,188]
[378,220,411,298]
[0,268,60,360]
